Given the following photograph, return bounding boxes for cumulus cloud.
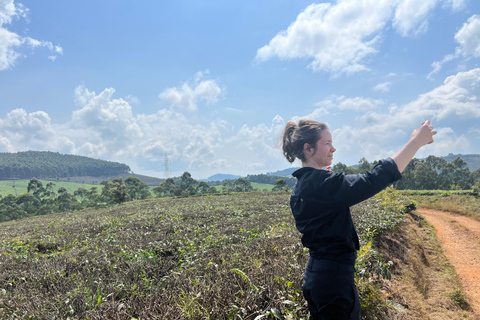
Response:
[455,15,480,58]
[428,15,480,78]
[372,81,391,93]
[256,0,465,75]
[0,71,234,176]
[0,108,61,152]
[0,0,62,70]
[255,1,392,75]
[159,72,222,112]
[1,69,479,177]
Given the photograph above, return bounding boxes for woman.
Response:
[281,120,436,320]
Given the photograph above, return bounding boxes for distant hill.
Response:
[442,153,480,171]
[203,173,241,182]
[0,151,130,181]
[266,167,299,177]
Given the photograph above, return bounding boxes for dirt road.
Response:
[419,209,480,314]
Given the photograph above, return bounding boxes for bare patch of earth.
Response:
[419,209,480,315]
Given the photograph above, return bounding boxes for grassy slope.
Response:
[0,180,99,197]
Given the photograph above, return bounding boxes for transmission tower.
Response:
[163,153,171,179]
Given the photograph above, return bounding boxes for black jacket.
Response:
[290,158,402,262]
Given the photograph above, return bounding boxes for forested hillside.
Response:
[442,153,480,171]
[0,151,130,180]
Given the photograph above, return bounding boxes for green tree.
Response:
[425,155,447,172]
[234,178,253,192]
[332,162,357,174]
[153,178,178,197]
[357,157,371,173]
[413,161,437,189]
[179,172,198,196]
[74,187,88,205]
[272,178,287,191]
[125,176,151,200]
[16,193,40,215]
[451,157,471,189]
[110,178,128,204]
[394,158,420,190]
[57,187,76,212]
[27,178,45,199]
[222,181,234,193]
[196,181,212,194]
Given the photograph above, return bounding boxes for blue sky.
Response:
[1,0,480,179]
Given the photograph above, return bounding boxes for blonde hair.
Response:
[281,120,329,163]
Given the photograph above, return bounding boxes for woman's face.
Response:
[311,130,336,168]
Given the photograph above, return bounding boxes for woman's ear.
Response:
[303,143,314,157]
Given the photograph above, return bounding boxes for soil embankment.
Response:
[419,209,480,315]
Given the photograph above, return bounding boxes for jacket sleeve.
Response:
[313,158,402,209]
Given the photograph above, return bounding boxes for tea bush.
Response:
[0,190,410,319]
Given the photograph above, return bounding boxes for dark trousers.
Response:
[302,257,360,320]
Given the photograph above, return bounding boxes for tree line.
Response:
[0,151,130,180]
[332,155,480,190]
[0,172,275,223]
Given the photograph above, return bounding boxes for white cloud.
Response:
[0,0,62,70]
[256,0,466,76]
[0,108,60,152]
[292,107,330,124]
[159,73,222,112]
[393,0,438,37]
[315,95,383,112]
[429,15,480,78]
[255,1,393,75]
[1,69,479,177]
[372,81,391,93]
[0,73,231,176]
[455,15,480,58]
[0,26,22,70]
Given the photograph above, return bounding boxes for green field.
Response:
[0,190,413,319]
[0,179,99,197]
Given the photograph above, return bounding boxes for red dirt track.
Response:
[419,209,480,314]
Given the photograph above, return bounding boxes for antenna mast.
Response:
[163,153,171,179]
